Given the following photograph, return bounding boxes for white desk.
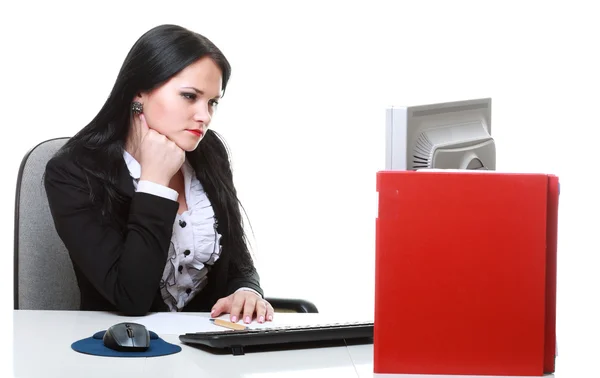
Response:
[13,310,363,378]
[13,310,562,378]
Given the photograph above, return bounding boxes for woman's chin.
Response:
[177,139,202,152]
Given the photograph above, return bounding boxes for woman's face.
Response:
[135,56,223,152]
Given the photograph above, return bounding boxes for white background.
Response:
[1,0,599,376]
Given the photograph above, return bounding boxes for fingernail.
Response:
[259,316,264,323]
[245,316,250,324]
[231,316,237,322]
[268,314,273,321]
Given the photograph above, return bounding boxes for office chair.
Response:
[14,137,318,314]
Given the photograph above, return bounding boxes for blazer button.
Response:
[179,220,187,228]
[178,265,183,273]
[185,288,192,294]
[183,250,190,256]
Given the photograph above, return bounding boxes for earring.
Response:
[131,101,143,114]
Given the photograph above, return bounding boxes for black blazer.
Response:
[44,150,263,316]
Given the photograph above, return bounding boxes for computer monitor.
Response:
[385,98,495,171]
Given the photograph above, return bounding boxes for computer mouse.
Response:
[103,322,150,352]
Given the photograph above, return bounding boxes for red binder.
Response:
[374,171,558,376]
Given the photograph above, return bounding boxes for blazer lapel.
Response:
[116,157,135,199]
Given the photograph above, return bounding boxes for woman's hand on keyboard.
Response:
[211,291,274,324]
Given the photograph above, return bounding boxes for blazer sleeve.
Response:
[226,258,264,298]
[44,157,178,315]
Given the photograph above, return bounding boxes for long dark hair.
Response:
[58,24,254,275]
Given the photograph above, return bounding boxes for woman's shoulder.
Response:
[44,145,103,187]
[46,147,82,177]
[45,147,77,175]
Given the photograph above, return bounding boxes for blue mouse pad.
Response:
[72,330,182,357]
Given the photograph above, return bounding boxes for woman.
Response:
[44,24,274,324]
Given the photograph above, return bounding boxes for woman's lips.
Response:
[187,129,202,137]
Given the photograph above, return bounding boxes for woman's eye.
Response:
[182,93,196,100]
[209,99,219,107]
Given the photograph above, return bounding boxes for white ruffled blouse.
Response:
[123,151,257,312]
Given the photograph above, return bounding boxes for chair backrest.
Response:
[14,137,80,310]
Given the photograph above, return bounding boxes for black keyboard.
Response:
[179,321,374,355]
